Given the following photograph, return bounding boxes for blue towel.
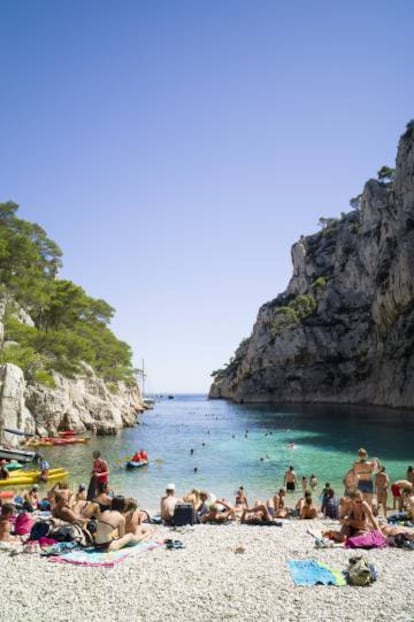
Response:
[287,559,345,586]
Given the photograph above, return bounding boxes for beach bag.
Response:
[29,520,52,541]
[172,503,197,526]
[49,523,92,547]
[347,555,374,586]
[86,517,98,535]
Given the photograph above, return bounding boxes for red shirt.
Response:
[93,458,109,484]
[140,451,148,461]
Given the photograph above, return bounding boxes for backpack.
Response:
[49,523,93,547]
[172,503,197,526]
[29,520,52,541]
[347,555,375,586]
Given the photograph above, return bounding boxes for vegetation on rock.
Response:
[0,202,136,386]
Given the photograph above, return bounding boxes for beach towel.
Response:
[48,540,164,568]
[345,530,388,549]
[287,559,346,586]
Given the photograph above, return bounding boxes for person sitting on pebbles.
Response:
[123,498,153,541]
[240,501,277,524]
[160,483,181,525]
[0,503,22,543]
[94,495,145,551]
[201,499,236,523]
[326,490,380,543]
[299,494,318,519]
[267,489,288,518]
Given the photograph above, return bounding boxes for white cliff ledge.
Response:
[0,362,140,447]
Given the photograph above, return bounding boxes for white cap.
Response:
[166,483,175,491]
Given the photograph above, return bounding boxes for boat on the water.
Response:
[0,447,36,463]
[125,460,149,469]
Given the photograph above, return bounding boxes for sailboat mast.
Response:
[141,358,145,398]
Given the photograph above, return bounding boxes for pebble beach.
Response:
[3,519,414,622]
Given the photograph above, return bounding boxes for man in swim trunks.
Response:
[353,448,379,507]
[391,480,413,513]
[284,465,297,492]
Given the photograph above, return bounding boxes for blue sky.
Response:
[1,1,413,392]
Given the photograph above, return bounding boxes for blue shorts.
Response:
[357,480,374,494]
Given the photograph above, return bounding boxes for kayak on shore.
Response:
[26,437,89,447]
[0,469,69,487]
[9,467,66,479]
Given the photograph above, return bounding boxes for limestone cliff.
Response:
[0,362,141,447]
[209,122,414,408]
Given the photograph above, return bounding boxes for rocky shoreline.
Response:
[2,519,414,622]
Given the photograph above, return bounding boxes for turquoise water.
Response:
[36,395,414,511]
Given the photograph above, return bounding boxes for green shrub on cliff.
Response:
[0,201,135,386]
[271,294,317,336]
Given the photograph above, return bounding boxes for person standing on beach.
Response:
[375,466,389,517]
[310,474,318,490]
[407,466,414,485]
[87,451,109,501]
[284,465,297,492]
[353,448,379,506]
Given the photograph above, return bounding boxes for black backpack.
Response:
[172,503,198,526]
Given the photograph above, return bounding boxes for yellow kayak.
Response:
[9,467,66,479]
[0,470,69,487]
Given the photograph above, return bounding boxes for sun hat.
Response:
[32,484,39,490]
[166,483,175,491]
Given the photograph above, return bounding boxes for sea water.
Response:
[38,395,414,511]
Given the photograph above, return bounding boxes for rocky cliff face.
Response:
[0,362,141,447]
[209,123,414,408]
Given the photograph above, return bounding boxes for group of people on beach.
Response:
[1,446,414,552]
[0,450,154,551]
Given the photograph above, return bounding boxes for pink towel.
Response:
[345,530,388,549]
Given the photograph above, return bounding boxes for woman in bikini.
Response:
[123,498,153,540]
[353,448,380,506]
[94,495,145,551]
[338,490,379,542]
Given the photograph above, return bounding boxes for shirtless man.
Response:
[391,480,414,513]
[50,481,73,505]
[353,448,380,506]
[52,493,88,526]
[375,466,390,517]
[299,496,318,519]
[160,483,180,524]
[283,465,297,492]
